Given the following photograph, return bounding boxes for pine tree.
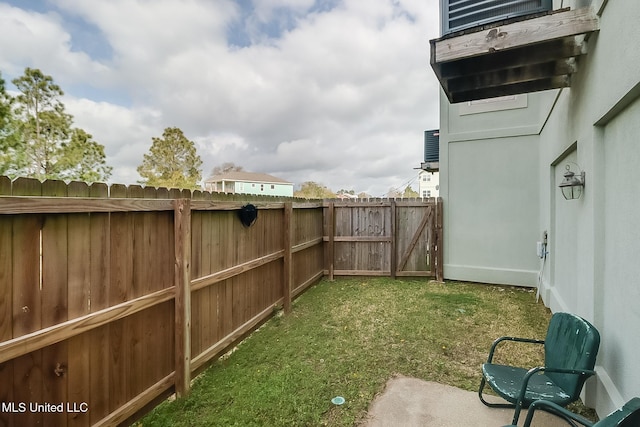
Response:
[12,68,69,179]
[0,71,22,176]
[137,127,203,189]
[10,67,112,182]
[58,128,113,183]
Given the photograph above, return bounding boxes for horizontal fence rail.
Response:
[323,198,443,281]
[0,177,442,426]
[0,177,324,427]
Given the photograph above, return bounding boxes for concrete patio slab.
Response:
[362,376,573,427]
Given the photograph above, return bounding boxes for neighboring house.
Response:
[203,171,293,197]
[336,193,358,200]
[418,170,439,198]
[418,129,440,198]
[430,0,639,419]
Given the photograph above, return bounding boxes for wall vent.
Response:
[424,130,440,163]
[441,0,552,35]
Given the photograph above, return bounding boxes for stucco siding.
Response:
[601,97,640,409]
[444,135,540,286]
[438,0,640,417]
[535,0,640,415]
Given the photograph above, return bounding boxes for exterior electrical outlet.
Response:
[536,242,545,258]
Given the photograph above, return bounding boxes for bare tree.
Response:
[210,162,243,176]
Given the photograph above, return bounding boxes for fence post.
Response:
[174,198,191,397]
[327,202,335,280]
[283,202,293,314]
[435,197,444,282]
[390,199,397,279]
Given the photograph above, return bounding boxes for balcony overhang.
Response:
[430,8,599,104]
[420,162,439,173]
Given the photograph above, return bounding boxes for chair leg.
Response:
[522,401,587,427]
[478,377,515,409]
[512,400,524,425]
[537,406,583,427]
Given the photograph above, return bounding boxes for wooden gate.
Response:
[324,198,443,280]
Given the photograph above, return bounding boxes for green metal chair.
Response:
[508,397,640,427]
[478,312,600,425]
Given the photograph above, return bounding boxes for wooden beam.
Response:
[323,200,390,208]
[0,196,174,214]
[435,198,444,282]
[327,202,335,280]
[395,271,435,277]
[190,200,285,211]
[322,236,392,243]
[291,237,323,253]
[292,201,324,209]
[394,199,437,207]
[190,250,285,292]
[174,198,191,397]
[445,59,576,93]
[390,199,397,279]
[437,38,583,79]
[291,271,324,299]
[190,302,282,371]
[92,373,174,427]
[330,270,390,276]
[0,287,175,364]
[283,202,293,314]
[432,7,598,64]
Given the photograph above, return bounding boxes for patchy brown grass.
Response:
[138,278,596,426]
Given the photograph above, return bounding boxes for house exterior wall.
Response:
[438,0,640,417]
[234,181,294,197]
[439,92,555,286]
[537,0,640,415]
[204,180,294,197]
[418,170,439,198]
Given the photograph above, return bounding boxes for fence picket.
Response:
[41,180,69,427]
[324,199,442,278]
[0,176,437,426]
[11,178,43,427]
[88,182,110,424]
[0,177,12,427]
[67,181,91,427]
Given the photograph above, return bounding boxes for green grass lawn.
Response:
[136,277,586,426]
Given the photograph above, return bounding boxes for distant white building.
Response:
[418,170,439,198]
[418,129,440,198]
[204,171,293,197]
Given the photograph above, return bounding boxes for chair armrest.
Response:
[536,367,596,377]
[522,399,595,427]
[486,336,545,363]
[515,367,597,404]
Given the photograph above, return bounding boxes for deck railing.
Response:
[441,0,552,35]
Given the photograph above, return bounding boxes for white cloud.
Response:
[1,0,441,196]
[0,4,110,84]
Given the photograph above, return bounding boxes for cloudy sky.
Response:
[0,0,441,196]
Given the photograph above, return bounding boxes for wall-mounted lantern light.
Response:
[559,164,585,200]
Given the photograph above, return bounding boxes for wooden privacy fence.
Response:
[0,177,324,427]
[324,198,443,281]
